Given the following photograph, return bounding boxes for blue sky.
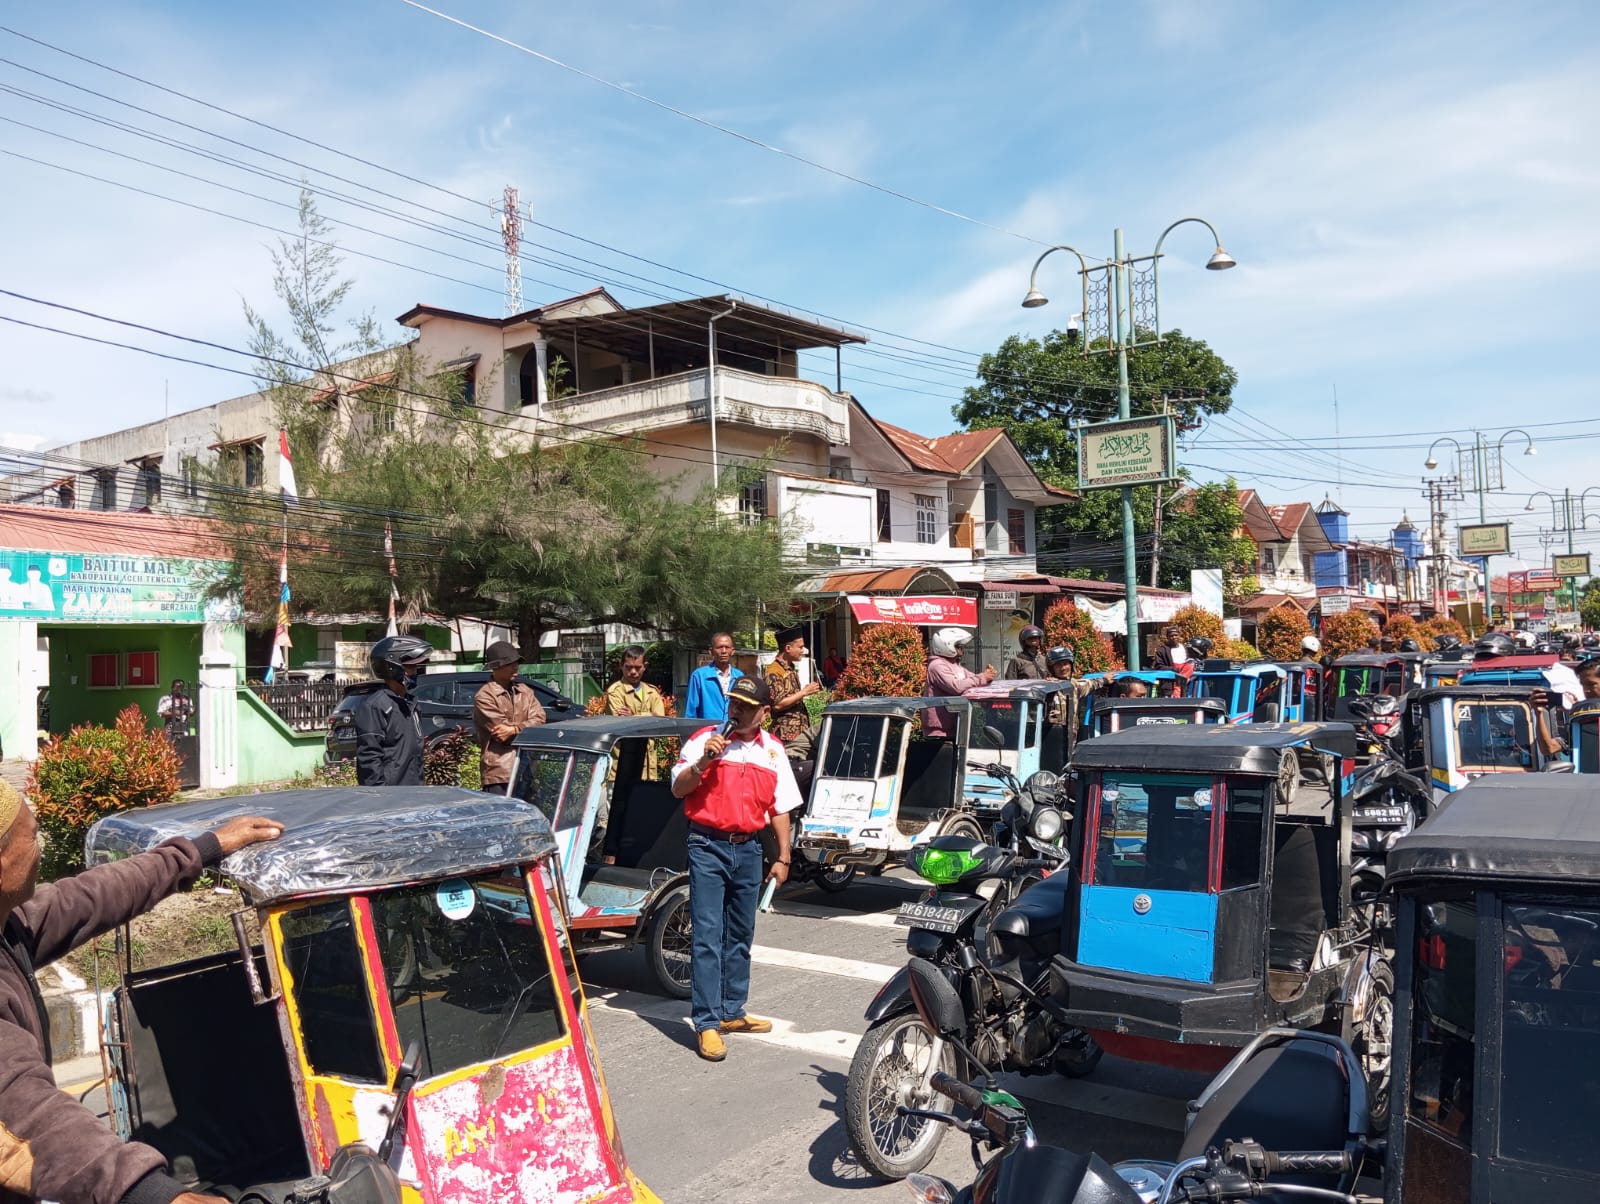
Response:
[1,0,1597,561]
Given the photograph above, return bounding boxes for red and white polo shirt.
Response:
[673,725,803,834]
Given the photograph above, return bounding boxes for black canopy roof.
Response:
[1070,722,1358,774]
[1388,776,1600,888]
[1574,700,1600,723]
[512,715,705,753]
[1412,684,1544,708]
[824,696,972,719]
[1092,697,1228,718]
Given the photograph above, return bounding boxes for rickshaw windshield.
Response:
[512,750,598,830]
[1093,773,1214,892]
[1193,677,1237,708]
[821,716,900,779]
[1408,897,1476,1142]
[1453,702,1535,771]
[1500,900,1600,1174]
[978,699,1028,749]
[371,874,567,1079]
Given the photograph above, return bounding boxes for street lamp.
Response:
[1526,487,1600,619]
[1423,429,1534,634]
[1019,218,1235,669]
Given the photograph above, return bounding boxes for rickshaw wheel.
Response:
[1348,960,1395,1133]
[845,1012,956,1180]
[645,884,694,999]
[816,864,857,893]
[936,815,985,843]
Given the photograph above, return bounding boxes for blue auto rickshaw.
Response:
[1273,660,1324,722]
[1185,659,1291,724]
[1460,651,1560,688]
[962,678,1080,818]
[1568,699,1598,773]
[1408,684,1567,804]
[1077,669,1182,743]
[1082,696,1228,739]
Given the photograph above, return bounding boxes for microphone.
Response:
[714,716,736,753]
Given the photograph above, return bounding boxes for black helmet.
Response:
[1399,638,1421,652]
[1584,633,1600,650]
[1020,625,1045,645]
[1434,633,1461,651]
[1045,645,1075,666]
[1187,636,1214,657]
[1474,632,1515,659]
[370,634,434,682]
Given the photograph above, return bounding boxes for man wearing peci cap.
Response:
[0,779,282,1204]
[473,641,547,793]
[765,626,821,744]
[671,675,802,1062]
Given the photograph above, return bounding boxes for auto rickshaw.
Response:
[508,715,705,998]
[1458,650,1559,687]
[1386,775,1600,1201]
[960,678,1080,817]
[1056,722,1395,1122]
[1082,695,1228,738]
[1273,660,1324,722]
[1420,650,1468,690]
[1573,698,1600,773]
[1327,653,1414,722]
[1186,660,1291,724]
[1076,669,1183,743]
[1406,684,1566,803]
[794,695,989,878]
[85,787,661,1204]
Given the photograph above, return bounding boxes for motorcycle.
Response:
[897,958,1382,1203]
[1345,693,1405,761]
[1346,758,1431,920]
[843,770,1097,1180]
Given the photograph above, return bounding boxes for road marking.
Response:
[750,944,898,983]
[765,900,901,928]
[587,988,864,1059]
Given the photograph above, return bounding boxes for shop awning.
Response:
[795,564,961,598]
[1237,592,1314,614]
[849,594,978,626]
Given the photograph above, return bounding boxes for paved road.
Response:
[578,870,1213,1202]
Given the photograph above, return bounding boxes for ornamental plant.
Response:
[1321,610,1381,659]
[28,706,183,880]
[1421,615,1467,646]
[1257,603,1313,661]
[1166,604,1226,647]
[833,623,928,700]
[421,729,484,790]
[1382,612,1431,652]
[1041,600,1122,673]
[1226,638,1266,662]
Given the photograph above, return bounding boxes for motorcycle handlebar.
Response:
[1266,1150,1352,1175]
[929,1072,985,1113]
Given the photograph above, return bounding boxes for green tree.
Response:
[215,191,795,651]
[954,328,1253,590]
[1581,578,1600,631]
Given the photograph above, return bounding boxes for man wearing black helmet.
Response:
[354,633,432,786]
[1005,625,1049,679]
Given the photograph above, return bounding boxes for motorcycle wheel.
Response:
[815,864,857,893]
[644,884,694,1000]
[844,1012,956,1180]
[1348,960,1394,1133]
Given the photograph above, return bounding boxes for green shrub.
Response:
[1041,600,1122,673]
[834,623,927,700]
[1322,610,1381,658]
[28,706,183,879]
[1257,603,1312,661]
[804,688,831,725]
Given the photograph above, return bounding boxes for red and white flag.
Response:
[277,428,298,506]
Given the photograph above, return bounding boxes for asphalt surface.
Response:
[578,869,1214,1202]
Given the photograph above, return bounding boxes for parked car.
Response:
[324,671,581,763]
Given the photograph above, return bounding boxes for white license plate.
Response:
[895,901,966,934]
[1355,806,1409,827]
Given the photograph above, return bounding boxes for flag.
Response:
[265,553,292,683]
[277,427,298,506]
[385,519,400,637]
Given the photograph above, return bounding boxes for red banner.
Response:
[848,594,978,627]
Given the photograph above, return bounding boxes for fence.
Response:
[247,680,345,732]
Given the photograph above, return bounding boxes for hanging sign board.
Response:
[1319,594,1352,616]
[0,548,228,623]
[1077,415,1179,490]
[1553,553,1591,578]
[1458,523,1510,557]
[982,590,1019,610]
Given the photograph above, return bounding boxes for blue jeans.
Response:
[687,832,762,1033]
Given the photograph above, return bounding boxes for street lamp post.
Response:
[1423,429,1536,631]
[1526,486,1600,618]
[1021,219,1235,669]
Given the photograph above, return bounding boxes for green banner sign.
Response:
[0,548,230,623]
[1077,415,1179,490]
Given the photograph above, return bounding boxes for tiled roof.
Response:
[0,503,227,559]
[874,421,1006,474]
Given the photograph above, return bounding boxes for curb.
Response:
[39,962,103,1065]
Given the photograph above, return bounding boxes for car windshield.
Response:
[511,750,598,831]
[1193,677,1237,708]
[370,873,566,1079]
[1091,772,1214,893]
[1453,702,1535,771]
[820,715,901,780]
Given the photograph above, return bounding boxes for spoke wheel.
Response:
[645,883,693,999]
[1353,960,1395,1133]
[844,1012,954,1180]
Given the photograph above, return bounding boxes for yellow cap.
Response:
[0,780,21,839]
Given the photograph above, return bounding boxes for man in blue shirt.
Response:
[685,632,744,721]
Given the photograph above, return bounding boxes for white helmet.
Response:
[929,627,973,659]
[1513,630,1536,649]
[1302,635,1322,655]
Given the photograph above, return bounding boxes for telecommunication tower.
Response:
[497,185,523,316]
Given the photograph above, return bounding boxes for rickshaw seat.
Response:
[1269,823,1328,970]
[609,779,689,871]
[901,740,957,816]
[119,949,308,1190]
[991,873,1072,943]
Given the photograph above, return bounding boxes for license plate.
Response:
[1354,805,1409,827]
[895,901,966,934]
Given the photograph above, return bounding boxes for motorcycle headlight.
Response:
[1029,806,1063,843]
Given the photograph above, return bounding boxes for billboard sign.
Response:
[1553,553,1591,578]
[1077,415,1178,490]
[1458,523,1511,557]
[1319,594,1352,616]
[0,548,228,623]
[847,594,978,627]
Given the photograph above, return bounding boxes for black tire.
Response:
[644,883,693,999]
[815,864,857,893]
[844,1012,956,1180]
[1348,959,1395,1133]
[937,814,985,842]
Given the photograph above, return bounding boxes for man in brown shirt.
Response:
[473,641,547,792]
[765,626,821,744]
[0,779,281,1204]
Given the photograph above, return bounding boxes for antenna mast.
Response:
[498,185,523,316]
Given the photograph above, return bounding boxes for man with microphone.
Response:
[671,675,801,1062]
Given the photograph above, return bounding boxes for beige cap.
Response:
[0,780,22,840]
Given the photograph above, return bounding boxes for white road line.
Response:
[764,900,902,928]
[750,944,898,983]
[587,989,864,1060]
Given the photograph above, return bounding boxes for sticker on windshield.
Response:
[435,879,476,920]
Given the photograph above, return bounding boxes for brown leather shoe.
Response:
[720,1014,774,1035]
[697,1029,727,1061]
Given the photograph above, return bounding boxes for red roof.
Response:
[0,504,227,560]
[1238,592,1313,613]
[874,421,1006,475]
[1266,502,1313,535]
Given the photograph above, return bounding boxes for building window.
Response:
[243,441,264,487]
[89,652,120,689]
[1260,545,1277,574]
[93,470,117,510]
[984,482,1001,551]
[738,476,767,526]
[125,651,159,688]
[1007,508,1026,556]
[56,482,75,508]
[914,494,939,545]
[137,459,162,508]
[876,490,892,543]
